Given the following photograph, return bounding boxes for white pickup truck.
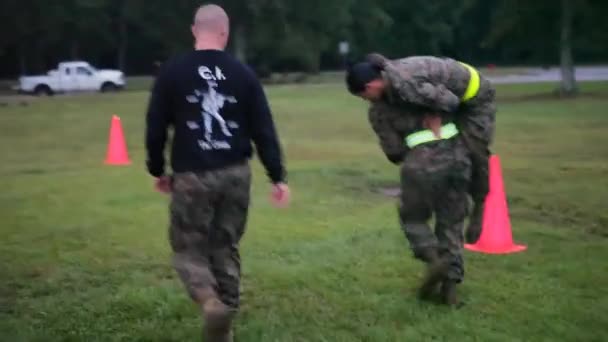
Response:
[17,61,126,96]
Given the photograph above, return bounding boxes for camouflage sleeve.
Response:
[384,62,460,113]
[368,103,407,164]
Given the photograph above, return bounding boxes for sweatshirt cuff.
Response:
[146,159,165,178]
[269,167,286,184]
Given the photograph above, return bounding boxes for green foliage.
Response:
[0,0,606,76]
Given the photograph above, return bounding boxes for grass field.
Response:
[1,81,608,341]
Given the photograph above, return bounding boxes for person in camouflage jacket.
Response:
[347,54,497,244]
[363,100,472,306]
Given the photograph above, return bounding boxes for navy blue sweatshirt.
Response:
[145,49,286,183]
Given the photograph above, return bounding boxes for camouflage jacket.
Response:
[368,101,423,164]
[380,56,473,113]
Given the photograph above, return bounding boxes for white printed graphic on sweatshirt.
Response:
[186,66,237,151]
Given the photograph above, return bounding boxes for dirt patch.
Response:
[0,95,35,107]
[288,166,402,198]
[377,186,401,198]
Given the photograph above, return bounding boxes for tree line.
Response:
[1,0,606,85]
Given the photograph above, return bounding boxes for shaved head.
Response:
[193,4,229,34]
[192,4,230,50]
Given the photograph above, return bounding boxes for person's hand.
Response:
[154,176,172,194]
[422,114,442,139]
[366,53,389,69]
[270,183,290,208]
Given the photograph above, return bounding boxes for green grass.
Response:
[1,82,608,341]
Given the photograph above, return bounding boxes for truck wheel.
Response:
[34,85,53,96]
[101,82,118,93]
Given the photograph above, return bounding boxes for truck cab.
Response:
[18,61,126,95]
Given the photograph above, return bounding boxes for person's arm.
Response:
[384,62,460,114]
[249,76,286,184]
[145,63,172,178]
[368,103,408,165]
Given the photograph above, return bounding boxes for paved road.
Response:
[487,66,608,84]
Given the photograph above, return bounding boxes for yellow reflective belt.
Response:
[459,62,480,102]
[405,123,459,149]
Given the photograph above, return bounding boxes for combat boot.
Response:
[196,288,234,342]
[417,248,449,301]
[440,279,460,307]
[465,201,484,244]
[202,321,234,342]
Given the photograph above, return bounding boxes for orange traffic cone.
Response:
[104,115,131,165]
[465,155,526,254]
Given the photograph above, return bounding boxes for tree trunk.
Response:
[71,41,79,60]
[559,0,577,96]
[18,42,27,75]
[308,49,321,75]
[233,24,247,63]
[32,41,44,74]
[117,17,128,72]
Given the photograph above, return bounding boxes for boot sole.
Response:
[203,325,234,342]
[418,261,449,300]
[205,309,234,332]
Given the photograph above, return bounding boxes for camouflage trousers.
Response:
[457,81,496,204]
[169,162,251,309]
[399,138,471,282]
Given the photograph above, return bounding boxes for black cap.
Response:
[345,62,382,95]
